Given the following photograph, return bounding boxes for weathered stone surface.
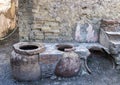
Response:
[11,43,109,79]
[0,0,18,38]
[106,32,120,41]
[11,42,46,81]
[39,54,62,78]
[45,33,59,39]
[109,41,120,54]
[100,19,120,67]
[101,19,119,26]
[30,30,44,40]
[100,19,120,54]
[11,51,41,81]
[75,23,99,43]
[55,51,80,77]
[99,29,110,49]
[100,19,120,32]
[77,47,90,59]
[19,0,120,42]
[113,54,120,64]
[26,43,106,78]
[13,42,45,55]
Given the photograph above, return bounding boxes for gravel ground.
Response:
[0,30,120,85]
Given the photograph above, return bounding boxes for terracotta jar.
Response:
[10,42,45,81]
[55,44,81,77]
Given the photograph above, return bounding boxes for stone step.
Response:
[106,31,120,41]
[101,19,120,32]
[106,31,120,35]
[109,40,120,54]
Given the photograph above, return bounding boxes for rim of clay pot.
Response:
[13,42,46,55]
[56,44,75,52]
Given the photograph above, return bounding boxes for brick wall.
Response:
[19,0,120,42]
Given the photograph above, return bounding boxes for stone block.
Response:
[109,41,120,54]
[32,30,44,40]
[113,54,120,64]
[39,54,62,78]
[100,30,120,55]
[34,15,55,21]
[35,35,44,40]
[45,33,59,39]
[99,29,110,49]
[100,19,120,32]
[107,32,120,41]
[33,20,44,25]
[41,26,52,32]
[39,54,62,64]
[44,22,59,27]
[101,19,119,26]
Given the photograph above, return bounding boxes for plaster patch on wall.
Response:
[75,22,81,42]
[0,14,11,37]
[0,0,11,13]
[86,24,97,42]
[75,23,98,43]
[0,0,17,38]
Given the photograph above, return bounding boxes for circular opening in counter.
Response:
[56,44,73,52]
[20,45,38,50]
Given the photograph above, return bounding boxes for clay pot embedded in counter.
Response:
[55,44,81,77]
[56,44,76,52]
[10,42,45,81]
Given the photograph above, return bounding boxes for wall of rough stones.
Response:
[19,0,120,42]
[0,0,18,38]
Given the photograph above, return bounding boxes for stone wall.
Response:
[0,0,18,38]
[19,0,120,42]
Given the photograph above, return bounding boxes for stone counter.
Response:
[39,43,108,78]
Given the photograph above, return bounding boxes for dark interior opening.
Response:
[88,48,115,70]
[56,44,73,52]
[20,45,38,50]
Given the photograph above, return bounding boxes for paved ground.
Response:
[0,30,120,85]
